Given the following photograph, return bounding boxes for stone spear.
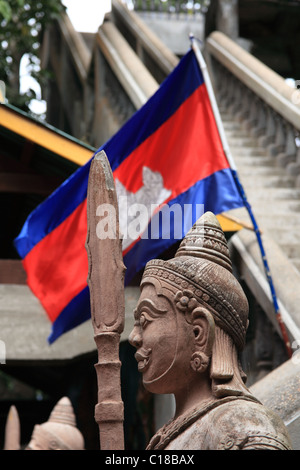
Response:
[4,405,20,450]
[86,150,126,450]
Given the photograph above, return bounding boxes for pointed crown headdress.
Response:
[28,397,84,450]
[142,212,249,350]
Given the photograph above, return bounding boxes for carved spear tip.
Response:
[4,405,20,450]
[86,148,126,334]
[93,150,115,191]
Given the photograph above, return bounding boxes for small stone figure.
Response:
[26,396,84,450]
[129,212,292,450]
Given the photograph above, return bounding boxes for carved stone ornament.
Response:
[26,397,85,450]
[129,211,292,450]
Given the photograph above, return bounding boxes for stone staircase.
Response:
[221,107,300,450]
[220,108,300,275]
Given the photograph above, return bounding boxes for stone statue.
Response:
[26,397,85,450]
[129,211,292,450]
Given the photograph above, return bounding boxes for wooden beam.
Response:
[0,104,95,167]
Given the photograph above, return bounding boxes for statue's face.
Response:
[26,438,42,450]
[26,428,55,450]
[129,282,194,394]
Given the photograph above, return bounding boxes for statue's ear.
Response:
[191,307,215,357]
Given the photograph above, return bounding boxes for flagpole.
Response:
[190,34,292,358]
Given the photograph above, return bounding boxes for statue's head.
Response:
[26,397,84,450]
[129,212,251,398]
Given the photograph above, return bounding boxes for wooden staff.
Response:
[86,150,126,450]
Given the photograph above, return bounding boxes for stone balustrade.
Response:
[206,31,300,185]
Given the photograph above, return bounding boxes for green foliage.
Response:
[0,0,13,22]
[0,0,65,113]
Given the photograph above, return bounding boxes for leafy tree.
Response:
[0,0,65,113]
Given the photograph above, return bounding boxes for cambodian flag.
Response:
[14,48,244,343]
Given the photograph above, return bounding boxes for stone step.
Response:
[227,136,262,147]
[257,220,300,235]
[226,206,299,221]
[235,164,286,178]
[240,175,296,189]
[224,129,251,138]
[222,121,241,130]
[243,187,300,201]
[247,212,298,227]
[290,258,300,272]
[219,112,235,121]
[252,214,300,230]
[234,197,300,217]
[231,211,300,239]
[268,243,300,260]
[249,198,300,211]
[230,147,269,157]
[275,242,300,259]
[234,154,286,168]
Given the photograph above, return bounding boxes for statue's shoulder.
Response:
[163,397,292,450]
[204,398,292,450]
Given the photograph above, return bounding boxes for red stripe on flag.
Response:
[23,199,88,322]
[113,84,228,196]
